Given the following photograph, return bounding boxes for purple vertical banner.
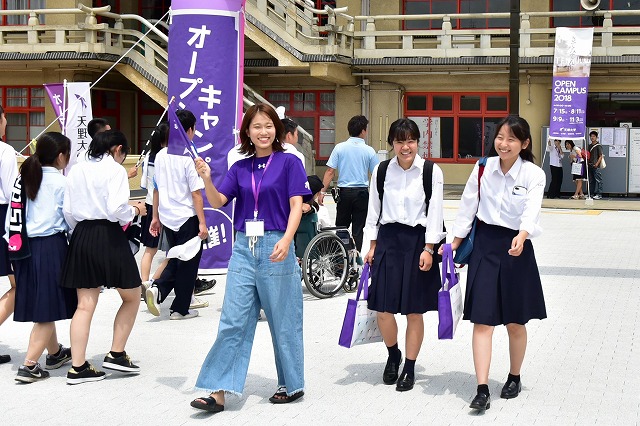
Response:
[43,83,65,130]
[549,27,594,139]
[168,0,245,273]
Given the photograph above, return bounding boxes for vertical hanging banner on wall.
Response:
[65,82,93,170]
[168,0,245,273]
[549,27,594,140]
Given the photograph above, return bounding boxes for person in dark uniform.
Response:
[364,119,445,392]
[450,115,547,411]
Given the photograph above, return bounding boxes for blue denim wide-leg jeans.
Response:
[195,231,304,397]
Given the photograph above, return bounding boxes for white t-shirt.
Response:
[0,142,18,204]
[153,147,204,232]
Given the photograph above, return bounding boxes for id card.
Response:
[245,219,264,237]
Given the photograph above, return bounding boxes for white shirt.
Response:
[227,143,306,170]
[141,153,156,205]
[0,142,18,204]
[154,147,204,232]
[364,156,446,244]
[546,142,564,167]
[452,156,545,239]
[26,167,68,237]
[63,154,134,231]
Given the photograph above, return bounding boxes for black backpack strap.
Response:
[422,159,434,215]
[376,160,391,224]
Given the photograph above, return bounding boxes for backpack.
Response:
[580,148,590,161]
[376,159,445,257]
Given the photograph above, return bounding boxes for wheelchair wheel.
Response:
[302,232,348,299]
[342,268,359,293]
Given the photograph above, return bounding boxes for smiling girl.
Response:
[363,118,446,393]
[191,104,310,413]
[450,115,547,410]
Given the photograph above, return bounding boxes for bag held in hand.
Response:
[438,244,463,340]
[571,162,583,175]
[338,263,383,348]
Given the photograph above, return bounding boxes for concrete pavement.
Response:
[1,199,639,425]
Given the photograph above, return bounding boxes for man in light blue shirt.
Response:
[319,115,378,251]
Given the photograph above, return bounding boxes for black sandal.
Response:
[269,386,304,404]
[190,395,224,413]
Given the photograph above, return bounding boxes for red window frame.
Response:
[265,90,336,161]
[404,92,509,163]
[551,0,640,27]
[402,0,510,30]
[0,86,45,154]
[138,91,165,154]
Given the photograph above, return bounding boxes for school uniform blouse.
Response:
[25,167,68,237]
[452,156,545,239]
[364,155,446,244]
[63,154,135,231]
[0,142,18,204]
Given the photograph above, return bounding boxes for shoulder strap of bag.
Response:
[377,158,434,222]
[477,157,487,201]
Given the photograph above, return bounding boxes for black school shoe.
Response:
[383,351,402,385]
[469,392,491,410]
[500,378,522,399]
[395,373,415,392]
[0,354,10,364]
[194,278,216,295]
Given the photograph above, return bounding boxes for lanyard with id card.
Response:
[247,154,274,252]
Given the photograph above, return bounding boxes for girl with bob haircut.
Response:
[191,103,310,413]
[449,115,546,411]
[61,130,147,385]
[363,118,446,392]
[10,132,76,383]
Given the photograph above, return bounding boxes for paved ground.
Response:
[1,199,640,425]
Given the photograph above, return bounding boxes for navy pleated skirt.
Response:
[13,233,77,323]
[60,220,141,289]
[368,223,441,315]
[0,204,13,276]
[139,202,159,248]
[464,222,547,326]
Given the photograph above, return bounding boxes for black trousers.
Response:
[155,215,203,315]
[335,187,368,252]
[548,165,563,198]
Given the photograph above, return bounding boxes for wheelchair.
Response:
[299,225,361,299]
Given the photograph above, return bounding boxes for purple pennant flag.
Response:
[168,0,246,272]
[44,83,65,130]
[167,106,198,158]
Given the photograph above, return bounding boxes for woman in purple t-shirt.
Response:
[191,104,310,413]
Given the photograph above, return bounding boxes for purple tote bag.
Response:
[338,263,382,348]
[438,244,463,340]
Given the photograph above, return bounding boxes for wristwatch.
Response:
[423,246,434,255]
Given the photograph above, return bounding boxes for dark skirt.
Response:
[464,222,547,326]
[13,233,77,322]
[368,223,441,315]
[60,220,141,289]
[139,202,159,248]
[0,204,13,276]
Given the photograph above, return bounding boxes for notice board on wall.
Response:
[628,129,640,193]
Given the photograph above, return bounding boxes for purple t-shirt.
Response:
[218,151,311,233]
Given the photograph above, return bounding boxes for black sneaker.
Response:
[103,352,140,373]
[45,344,72,370]
[66,363,106,385]
[15,364,50,383]
[194,278,216,295]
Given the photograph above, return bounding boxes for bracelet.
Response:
[320,191,327,195]
[423,246,434,255]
